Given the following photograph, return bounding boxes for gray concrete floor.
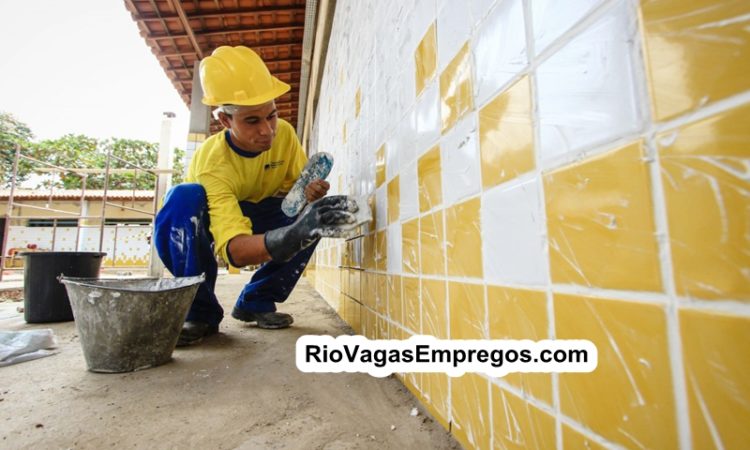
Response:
[0,274,459,449]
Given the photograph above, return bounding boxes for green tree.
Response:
[0,111,35,187]
[1,111,186,190]
[35,134,102,188]
[34,135,184,190]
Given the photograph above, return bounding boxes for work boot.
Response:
[231,307,294,329]
[176,321,219,347]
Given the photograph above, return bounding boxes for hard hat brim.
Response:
[201,77,291,107]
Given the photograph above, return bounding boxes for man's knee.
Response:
[165,183,206,206]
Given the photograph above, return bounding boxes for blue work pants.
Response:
[153,183,316,326]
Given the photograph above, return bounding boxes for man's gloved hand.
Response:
[264,195,359,262]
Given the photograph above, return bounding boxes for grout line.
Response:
[473,0,622,115]
[630,0,693,446]
[486,376,627,450]
[324,264,750,315]
[520,0,566,446]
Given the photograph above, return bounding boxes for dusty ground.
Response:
[0,274,460,450]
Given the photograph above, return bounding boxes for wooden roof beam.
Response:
[147,24,304,40]
[165,0,204,59]
[156,42,302,57]
[133,5,306,21]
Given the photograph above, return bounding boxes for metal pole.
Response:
[0,144,22,281]
[99,149,112,253]
[51,218,58,251]
[113,224,119,268]
[75,175,87,251]
[148,112,174,277]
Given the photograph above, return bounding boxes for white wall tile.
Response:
[531,0,605,54]
[482,178,548,285]
[376,184,388,231]
[386,137,399,182]
[415,83,441,156]
[473,0,528,106]
[399,63,419,113]
[469,0,498,28]
[398,108,418,168]
[536,0,641,164]
[387,222,403,274]
[400,160,420,221]
[436,0,473,72]
[411,0,438,45]
[441,113,482,206]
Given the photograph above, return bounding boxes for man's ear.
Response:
[217,112,233,129]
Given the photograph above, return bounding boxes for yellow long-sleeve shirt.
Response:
[186,119,307,264]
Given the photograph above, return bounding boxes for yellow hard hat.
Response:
[199,46,290,106]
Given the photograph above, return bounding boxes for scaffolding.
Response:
[0,144,174,281]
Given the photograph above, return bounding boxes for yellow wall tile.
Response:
[449,282,486,339]
[418,145,443,213]
[337,291,346,317]
[446,197,483,278]
[375,229,387,271]
[402,218,420,274]
[639,1,750,121]
[544,141,662,291]
[366,194,376,231]
[658,104,750,300]
[421,278,447,339]
[488,286,552,404]
[681,309,750,449]
[403,276,420,333]
[363,308,376,339]
[415,22,437,97]
[420,210,445,276]
[422,372,450,429]
[479,76,535,189]
[451,373,491,450]
[355,87,361,118]
[376,144,386,188]
[440,43,474,133]
[375,273,387,315]
[377,314,388,340]
[555,293,677,449]
[388,175,400,224]
[361,271,374,309]
[350,269,361,301]
[387,275,403,325]
[350,301,361,334]
[492,385,556,450]
[405,370,422,403]
[562,424,608,450]
[363,232,375,270]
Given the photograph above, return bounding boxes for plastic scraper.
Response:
[282,152,334,217]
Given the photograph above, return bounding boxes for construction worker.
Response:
[153,46,357,346]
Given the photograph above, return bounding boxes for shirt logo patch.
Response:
[264,160,284,170]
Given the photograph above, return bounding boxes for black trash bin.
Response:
[20,251,107,323]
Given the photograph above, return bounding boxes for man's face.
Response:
[219,101,278,153]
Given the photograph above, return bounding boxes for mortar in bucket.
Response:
[59,275,204,373]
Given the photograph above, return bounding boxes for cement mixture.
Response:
[0,274,460,449]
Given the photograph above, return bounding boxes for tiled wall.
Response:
[5,225,152,267]
[305,0,750,448]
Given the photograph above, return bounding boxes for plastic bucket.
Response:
[20,251,106,323]
[59,275,204,373]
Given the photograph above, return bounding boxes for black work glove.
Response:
[264,195,359,262]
